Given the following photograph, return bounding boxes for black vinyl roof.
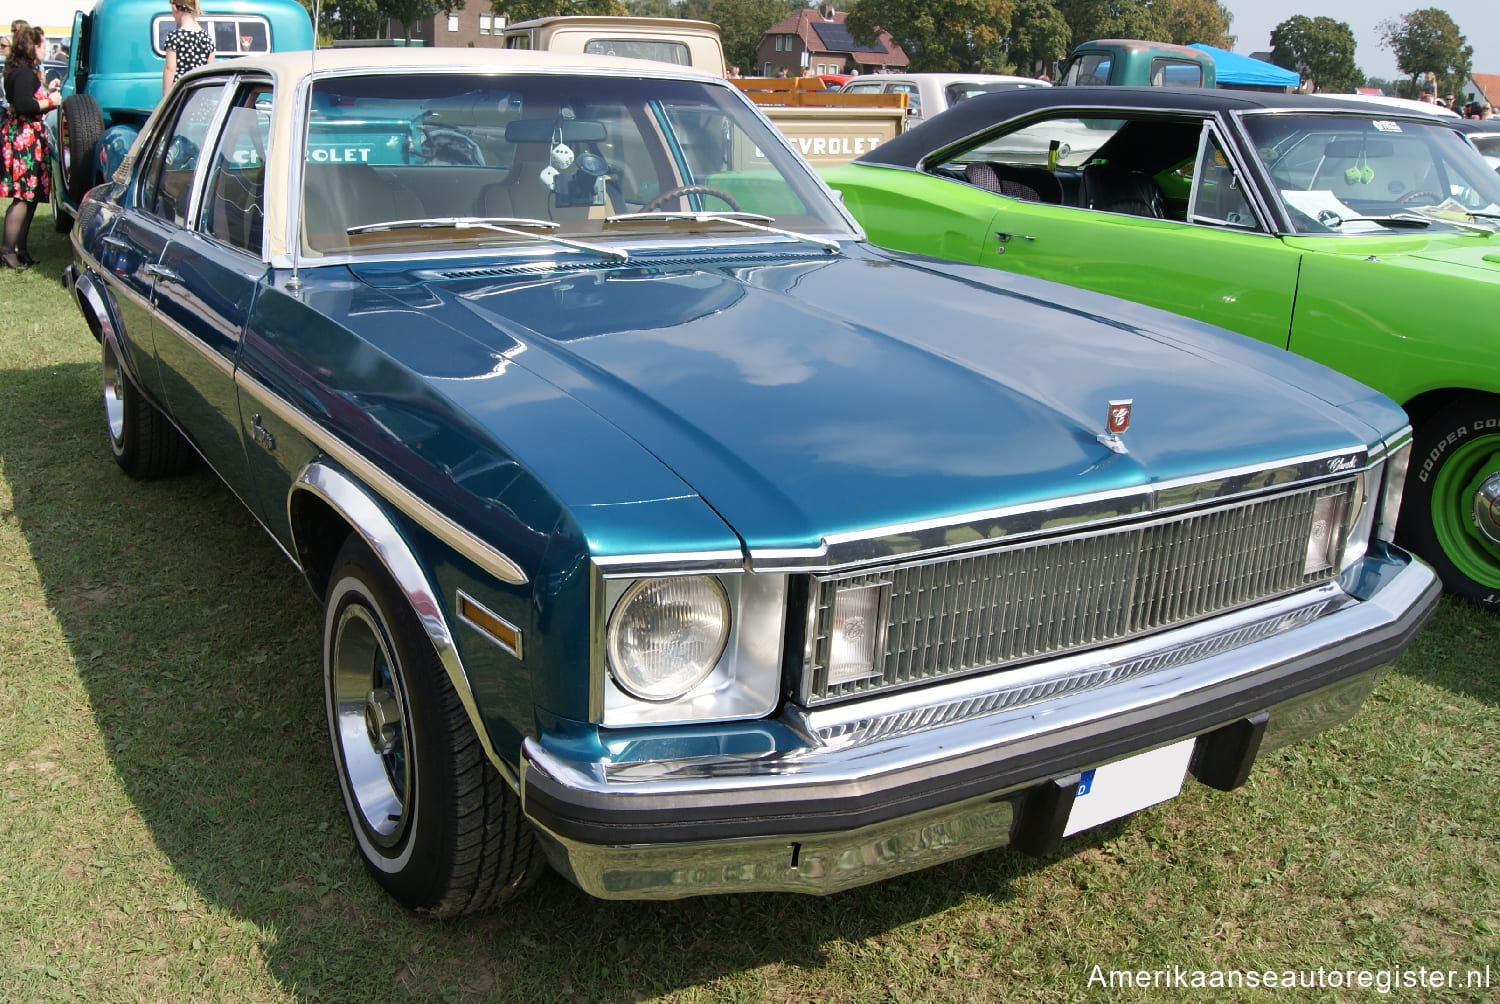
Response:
[856,86,1451,168]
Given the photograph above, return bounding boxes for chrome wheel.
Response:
[1472,470,1500,547]
[102,341,126,456]
[327,585,414,854]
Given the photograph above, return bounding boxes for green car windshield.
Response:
[300,72,855,254]
[1243,113,1500,234]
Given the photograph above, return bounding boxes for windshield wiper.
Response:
[1404,208,1500,234]
[603,211,840,253]
[345,217,629,261]
[1315,209,1431,230]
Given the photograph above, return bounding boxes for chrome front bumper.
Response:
[520,550,1439,900]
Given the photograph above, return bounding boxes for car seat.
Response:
[964,162,1063,204]
[1080,163,1164,218]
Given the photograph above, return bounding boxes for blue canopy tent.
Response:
[1189,43,1300,91]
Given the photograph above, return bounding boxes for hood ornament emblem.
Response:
[1097,398,1133,455]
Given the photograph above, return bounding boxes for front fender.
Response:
[98,123,140,187]
[290,461,519,789]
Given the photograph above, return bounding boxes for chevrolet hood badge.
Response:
[1097,399,1133,454]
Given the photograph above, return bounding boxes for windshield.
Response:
[1243,113,1500,234]
[299,72,854,254]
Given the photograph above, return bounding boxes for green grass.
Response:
[1,204,1497,1003]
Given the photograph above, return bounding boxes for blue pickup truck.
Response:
[48,0,313,230]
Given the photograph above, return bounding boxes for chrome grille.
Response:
[804,481,1352,704]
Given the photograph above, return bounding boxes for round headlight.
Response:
[607,577,731,702]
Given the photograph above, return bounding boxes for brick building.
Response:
[756,5,906,79]
[383,9,506,48]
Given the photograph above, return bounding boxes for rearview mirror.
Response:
[503,118,607,143]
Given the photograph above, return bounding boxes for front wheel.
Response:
[323,536,544,915]
[1401,398,1500,608]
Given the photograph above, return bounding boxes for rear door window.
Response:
[138,81,227,227]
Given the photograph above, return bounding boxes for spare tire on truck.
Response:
[56,94,105,229]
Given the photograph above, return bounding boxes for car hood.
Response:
[1288,230,1500,276]
[342,246,1400,556]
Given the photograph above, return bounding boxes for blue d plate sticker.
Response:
[1062,739,1195,837]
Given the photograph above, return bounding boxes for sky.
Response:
[1226,1,1499,83]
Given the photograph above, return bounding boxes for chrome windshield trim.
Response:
[282,67,859,268]
[751,445,1376,572]
[237,367,528,586]
[277,233,857,273]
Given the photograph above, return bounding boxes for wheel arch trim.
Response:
[74,267,122,353]
[293,461,520,790]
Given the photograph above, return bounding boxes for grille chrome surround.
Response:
[802,480,1355,705]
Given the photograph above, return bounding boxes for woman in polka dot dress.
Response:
[162,0,214,95]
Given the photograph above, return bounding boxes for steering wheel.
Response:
[640,184,741,213]
[1398,189,1441,205]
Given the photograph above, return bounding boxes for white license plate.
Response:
[1063,739,1195,837]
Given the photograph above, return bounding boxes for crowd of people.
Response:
[1418,69,1493,118]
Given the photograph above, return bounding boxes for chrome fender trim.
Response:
[74,268,120,351]
[293,461,519,789]
[236,367,528,588]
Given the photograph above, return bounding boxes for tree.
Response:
[1053,0,1166,47]
[1164,0,1232,48]
[494,0,627,24]
[317,0,386,40]
[1364,75,1396,96]
[846,0,1016,72]
[1004,0,1070,76]
[1378,7,1472,97]
[623,0,674,15]
[679,0,801,77]
[1269,15,1363,93]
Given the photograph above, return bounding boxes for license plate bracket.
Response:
[1063,739,1195,837]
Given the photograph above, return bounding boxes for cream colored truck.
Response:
[500,16,907,167]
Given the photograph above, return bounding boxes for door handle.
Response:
[994,232,1035,256]
[143,263,182,283]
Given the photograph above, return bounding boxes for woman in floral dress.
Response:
[1,21,58,270]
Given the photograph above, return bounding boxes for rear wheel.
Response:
[58,94,105,211]
[103,339,192,479]
[1401,398,1500,608]
[323,536,544,915]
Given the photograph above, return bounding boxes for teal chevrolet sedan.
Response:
[825,87,1500,609]
[66,52,1437,913]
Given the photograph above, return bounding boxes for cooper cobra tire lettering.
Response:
[1401,398,1500,608]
